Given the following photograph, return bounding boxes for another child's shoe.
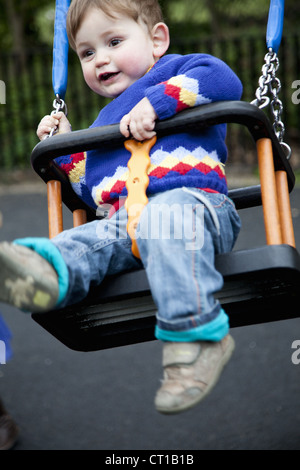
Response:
[0,242,59,313]
[0,399,19,450]
[155,335,235,414]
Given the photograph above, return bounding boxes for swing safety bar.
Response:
[31,100,296,244]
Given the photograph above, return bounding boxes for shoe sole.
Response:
[0,243,58,313]
[156,335,235,414]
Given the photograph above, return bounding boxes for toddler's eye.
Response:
[110,38,122,47]
[78,49,94,60]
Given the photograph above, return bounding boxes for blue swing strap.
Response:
[266,0,284,54]
[252,0,291,160]
[50,0,70,129]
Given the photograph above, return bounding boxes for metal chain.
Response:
[251,49,291,159]
[48,94,68,138]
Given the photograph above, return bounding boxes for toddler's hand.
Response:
[120,97,157,141]
[37,112,72,141]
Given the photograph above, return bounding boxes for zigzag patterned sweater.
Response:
[56,54,243,210]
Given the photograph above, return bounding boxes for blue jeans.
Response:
[17,188,241,342]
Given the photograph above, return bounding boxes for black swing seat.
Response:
[30,101,300,352]
[32,244,300,352]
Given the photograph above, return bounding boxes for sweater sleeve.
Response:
[145,54,243,120]
[55,152,97,209]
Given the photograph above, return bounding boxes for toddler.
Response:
[0,0,242,414]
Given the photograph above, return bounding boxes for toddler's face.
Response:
[75,8,157,98]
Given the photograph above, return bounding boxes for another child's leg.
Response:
[137,188,241,414]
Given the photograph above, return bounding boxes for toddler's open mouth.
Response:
[100,72,120,82]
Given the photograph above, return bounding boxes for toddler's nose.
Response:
[95,50,110,68]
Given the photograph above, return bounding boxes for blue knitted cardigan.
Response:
[55,54,243,210]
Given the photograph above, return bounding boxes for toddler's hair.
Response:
[67,0,165,50]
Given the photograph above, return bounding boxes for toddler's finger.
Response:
[53,111,64,118]
[120,114,131,138]
[37,125,54,141]
[143,117,156,132]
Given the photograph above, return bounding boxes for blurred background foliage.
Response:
[0,0,300,173]
[0,0,300,52]
[2,0,300,50]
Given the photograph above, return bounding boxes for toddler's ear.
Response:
[151,22,170,60]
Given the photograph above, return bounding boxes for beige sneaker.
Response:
[0,242,59,313]
[155,335,235,414]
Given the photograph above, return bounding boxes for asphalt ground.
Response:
[0,184,299,450]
